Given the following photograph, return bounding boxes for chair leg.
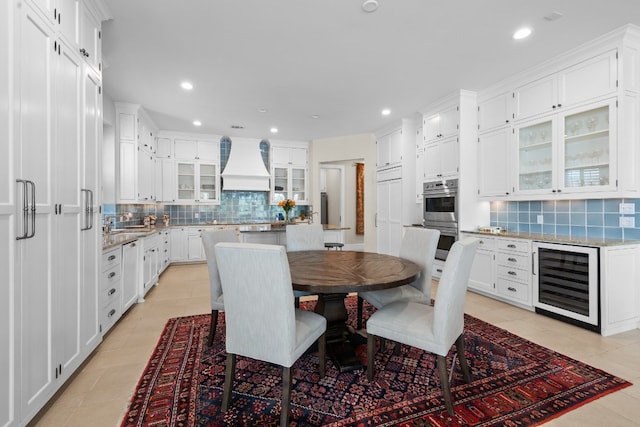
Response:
[207,310,219,346]
[436,354,455,416]
[357,296,364,329]
[295,297,300,308]
[366,333,375,381]
[222,353,236,412]
[455,333,472,384]
[281,366,292,427]
[318,333,326,378]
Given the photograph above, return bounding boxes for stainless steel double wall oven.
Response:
[423,179,458,261]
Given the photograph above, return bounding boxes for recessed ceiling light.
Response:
[311,115,320,119]
[513,27,532,40]
[381,108,391,116]
[270,127,278,133]
[193,120,202,126]
[362,0,379,13]
[181,81,194,90]
[258,107,268,113]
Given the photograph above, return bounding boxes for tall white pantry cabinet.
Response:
[1,1,109,426]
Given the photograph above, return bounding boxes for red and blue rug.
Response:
[121,297,631,426]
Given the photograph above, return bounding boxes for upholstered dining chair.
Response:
[285,223,324,307]
[366,237,479,416]
[201,228,240,346]
[357,227,440,329]
[215,242,327,427]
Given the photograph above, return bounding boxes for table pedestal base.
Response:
[314,293,363,372]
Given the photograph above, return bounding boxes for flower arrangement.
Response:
[278,199,296,222]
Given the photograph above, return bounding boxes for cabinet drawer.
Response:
[101,300,121,335]
[496,238,530,253]
[496,252,530,270]
[475,236,496,250]
[496,265,530,284]
[101,279,121,309]
[101,264,121,291]
[102,248,121,271]
[496,279,530,303]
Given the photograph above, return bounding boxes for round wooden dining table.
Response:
[287,250,421,372]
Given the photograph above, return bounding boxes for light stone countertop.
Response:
[460,229,640,247]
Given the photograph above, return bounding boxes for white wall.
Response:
[311,133,376,251]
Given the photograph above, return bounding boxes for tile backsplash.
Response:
[490,198,640,240]
[103,191,309,229]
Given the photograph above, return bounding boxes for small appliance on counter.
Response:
[163,215,170,226]
[478,226,504,234]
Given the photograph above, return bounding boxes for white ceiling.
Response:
[102,0,640,142]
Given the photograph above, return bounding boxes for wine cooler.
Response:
[532,242,600,332]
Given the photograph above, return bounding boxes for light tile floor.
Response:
[31,264,640,426]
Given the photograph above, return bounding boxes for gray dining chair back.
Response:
[201,228,240,346]
[366,237,479,416]
[357,227,440,328]
[215,242,326,426]
[285,223,325,251]
[285,223,323,306]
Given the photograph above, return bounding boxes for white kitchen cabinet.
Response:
[187,227,206,261]
[0,2,13,423]
[174,138,219,161]
[478,91,512,133]
[495,238,532,307]
[477,127,512,198]
[137,150,155,202]
[159,229,171,272]
[176,161,219,203]
[4,2,108,425]
[141,232,161,299]
[242,231,281,245]
[156,158,176,203]
[414,124,425,203]
[376,128,403,169]
[80,63,102,356]
[121,240,140,312]
[462,233,495,294]
[170,227,188,262]
[423,136,458,180]
[600,244,640,336]
[115,103,159,203]
[423,103,459,143]
[100,248,122,335]
[376,167,403,256]
[514,50,617,122]
[79,2,102,74]
[156,137,172,158]
[515,99,616,196]
[270,143,309,204]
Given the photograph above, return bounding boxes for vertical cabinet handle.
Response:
[81,189,95,231]
[16,179,36,240]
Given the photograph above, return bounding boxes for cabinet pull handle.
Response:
[108,272,116,279]
[507,257,517,262]
[108,255,116,261]
[507,271,517,276]
[108,288,116,296]
[532,252,536,276]
[507,244,516,248]
[436,268,443,273]
[507,286,516,292]
[108,309,116,317]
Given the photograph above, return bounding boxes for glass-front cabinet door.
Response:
[272,166,288,202]
[177,162,196,201]
[516,118,555,193]
[560,101,615,193]
[199,163,217,202]
[291,167,306,202]
[515,99,616,196]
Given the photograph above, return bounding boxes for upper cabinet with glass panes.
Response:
[270,142,309,205]
[514,100,616,196]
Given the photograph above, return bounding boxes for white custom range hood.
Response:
[221,138,271,191]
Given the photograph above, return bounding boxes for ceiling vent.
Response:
[221,138,270,191]
[230,124,245,129]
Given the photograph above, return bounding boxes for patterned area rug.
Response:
[121,297,631,426]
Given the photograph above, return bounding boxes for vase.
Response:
[284,211,290,223]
